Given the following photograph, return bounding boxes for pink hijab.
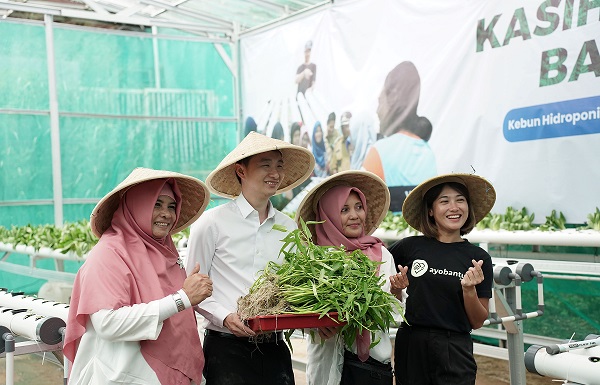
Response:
[64,178,204,384]
[314,185,383,362]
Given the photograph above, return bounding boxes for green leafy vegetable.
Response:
[237,219,403,350]
[539,210,567,232]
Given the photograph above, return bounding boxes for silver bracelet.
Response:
[172,292,186,312]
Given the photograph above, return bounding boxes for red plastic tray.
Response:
[246,312,346,332]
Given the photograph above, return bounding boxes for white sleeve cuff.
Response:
[158,290,194,322]
[158,295,178,322]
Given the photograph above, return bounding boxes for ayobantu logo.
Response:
[411,260,428,277]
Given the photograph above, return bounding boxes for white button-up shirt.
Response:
[186,193,296,332]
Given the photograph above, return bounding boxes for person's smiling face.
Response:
[340,191,366,238]
[152,195,177,239]
[237,150,285,200]
[429,185,468,238]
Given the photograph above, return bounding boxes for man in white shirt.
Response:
[186,131,315,385]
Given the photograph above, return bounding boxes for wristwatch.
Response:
[172,292,186,312]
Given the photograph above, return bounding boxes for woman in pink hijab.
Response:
[295,170,409,385]
[64,168,213,385]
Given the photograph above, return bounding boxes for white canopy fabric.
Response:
[0,0,330,40]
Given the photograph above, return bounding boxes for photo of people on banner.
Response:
[245,40,436,212]
[239,0,598,224]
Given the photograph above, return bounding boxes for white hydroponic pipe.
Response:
[467,229,600,247]
[0,241,84,261]
[0,307,65,344]
[373,228,600,248]
[546,337,600,355]
[525,340,600,385]
[0,289,69,321]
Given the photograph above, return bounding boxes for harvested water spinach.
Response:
[238,219,403,349]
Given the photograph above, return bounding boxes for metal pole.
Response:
[233,22,242,141]
[152,26,161,89]
[504,283,526,385]
[44,14,64,227]
[60,327,68,385]
[4,332,15,385]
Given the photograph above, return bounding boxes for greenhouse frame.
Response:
[1,1,599,383]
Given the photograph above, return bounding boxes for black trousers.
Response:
[203,331,295,385]
[394,324,476,385]
[341,350,393,385]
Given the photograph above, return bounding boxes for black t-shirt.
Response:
[389,235,493,333]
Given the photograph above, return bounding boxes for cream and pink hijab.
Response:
[314,185,383,362]
[64,178,204,384]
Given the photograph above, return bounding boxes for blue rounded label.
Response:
[503,95,600,142]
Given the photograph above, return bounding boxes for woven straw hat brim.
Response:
[401,173,496,233]
[205,131,315,198]
[90,167,210,238]
[294,170,390,241]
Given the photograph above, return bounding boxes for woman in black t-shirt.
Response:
[388,173,496,385]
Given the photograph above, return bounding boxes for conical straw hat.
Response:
[90,167,210,238]
[295,170,390,240]
[401,173,496,233]
[206,131,315,198]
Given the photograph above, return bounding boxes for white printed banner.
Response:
[240,0,600,222]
